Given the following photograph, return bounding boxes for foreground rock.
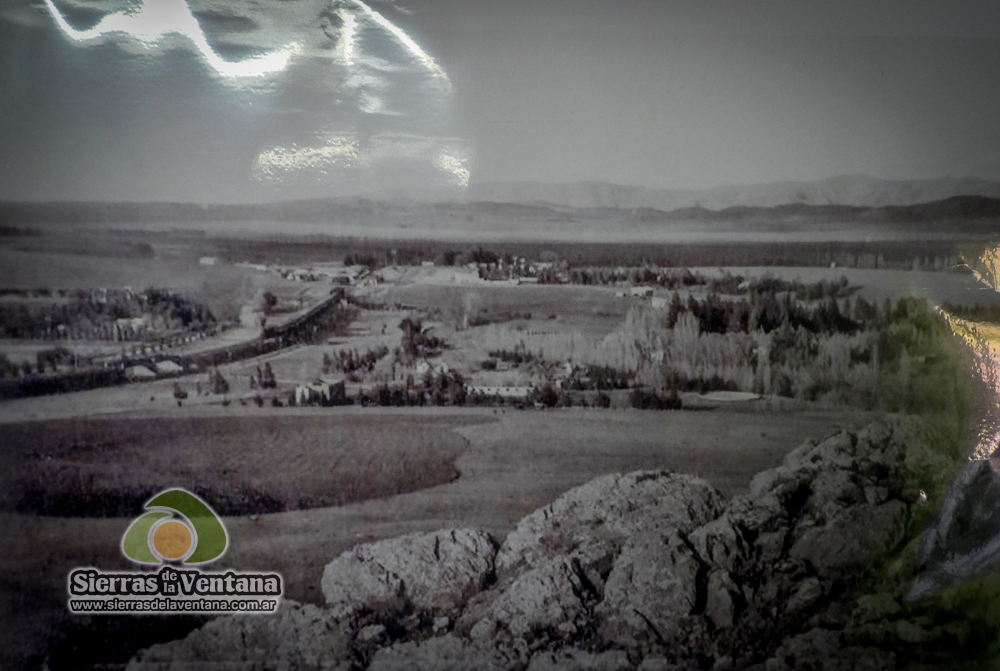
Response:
[129,418,924,670]
[127,601,351,671]
[496,471,725,579]
[322,528,496,620]
[457,472,723,649]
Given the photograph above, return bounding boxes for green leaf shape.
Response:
[146,489,228,564]
[122,511,169,563]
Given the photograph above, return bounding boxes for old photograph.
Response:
[2,1,1000,669]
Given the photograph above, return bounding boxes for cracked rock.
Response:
[126,600,350,671]
[321,528,496,619]
[497,471,724,580]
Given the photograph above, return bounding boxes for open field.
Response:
[1,405,879,669]
[2,413,471,517]
[0,247,322,324]
[379,282,629,337]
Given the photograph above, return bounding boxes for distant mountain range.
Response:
[2,176,999,241]
[463,175,1000,211]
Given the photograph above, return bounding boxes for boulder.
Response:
[322,528,496,619]
[789,500,907,575]
[527,647,632,671]
[497,471,724,579]
[462,557,593,642]
[368,634,517,671]
[126,600,350,671]
[596,531,703,648]
[756,628,895,671]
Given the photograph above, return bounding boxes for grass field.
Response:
[0,247,311,323]
[380,283,630,337]
[2,413,471,517]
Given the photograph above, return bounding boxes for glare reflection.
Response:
[42,0,298,78]
[940,307,1000,459]
[333,7,358,66]
[253,133,361,180]
[346,0,449,83]
[434,152,471,188]
[254,132,471,188]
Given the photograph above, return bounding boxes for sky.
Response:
[0,0,999,202]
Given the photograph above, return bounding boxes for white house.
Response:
[416,359,450,376]
[466,386,533,399]
[154,360,184,375]
[125,365,156,380]
[294,378,346,405]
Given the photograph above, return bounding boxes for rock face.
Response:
[321,528,497,619]
[596,531,703,648]
[128,418,922,671]
[753,627,896,671]
[496,471,725,579]
[126,601,351,671]
[368,634,517,671]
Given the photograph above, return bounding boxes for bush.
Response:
[629,388,682,410]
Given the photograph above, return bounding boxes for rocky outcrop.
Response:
[455,472,723,650]
[321,528,496,620]
[595,531,704,648]
[368,634,518,671]
[127,601,352,671]
[128,418,924,670]
[751,627,896,671]
[527,648,631,671]
[496,471,725,579]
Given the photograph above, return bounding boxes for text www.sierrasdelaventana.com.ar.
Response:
[69,597,279,613]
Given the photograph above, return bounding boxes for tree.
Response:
[399,317,422,359]
[260,362,276,389]
[535,384,559,408]
[667,291,683,328]
[210,369,230,395]
[262,291,278,315]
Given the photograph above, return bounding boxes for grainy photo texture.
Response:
[2,1,1000,669]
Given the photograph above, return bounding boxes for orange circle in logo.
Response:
[153,520,192,559]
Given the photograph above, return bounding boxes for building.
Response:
[154,360,184,375]
[416,359,450,376]
[294,378,346,406]
[466,386,533,399]
[125,365,156,380]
